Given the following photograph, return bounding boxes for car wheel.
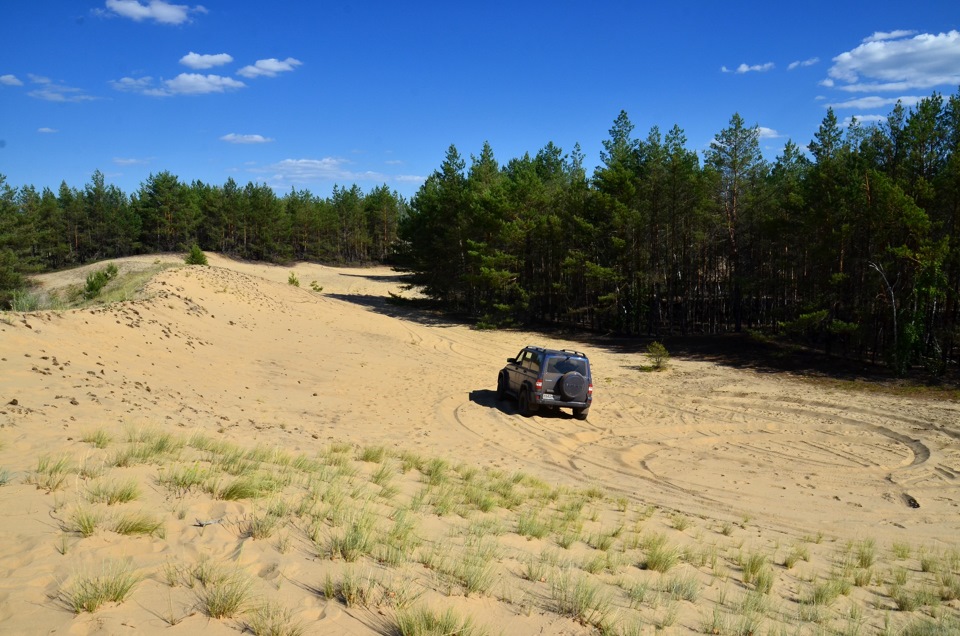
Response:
[496,373,507,401]
[518,388,537,416]
[573,407,589,421]
[558,372,587,401]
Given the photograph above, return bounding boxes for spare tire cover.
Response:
[558,372,586,401]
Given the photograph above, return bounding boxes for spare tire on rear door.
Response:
[557,372,587,401]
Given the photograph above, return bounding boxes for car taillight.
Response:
[587,383,593,395]
[535,379,543,391]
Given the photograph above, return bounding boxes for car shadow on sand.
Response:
[468,389,580,419]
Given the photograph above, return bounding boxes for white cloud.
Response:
[237,57,302,78]
[840,114,887,127]
[722,62,774,74]
[26,75,96,102]
[1,74,23,86]
[395,174,426,184]
[142,73,245,96]
[256,158,385,185]
[110,76,155,92]
[180,52,233,69]
[103,0,204,25]
[113,157,151,165]
[37,127,58,133]
[220,133,274,144]
[788,57,819,70]
[863,30,917,43]
[827,30,960,92]
[757,127,781,139]
[826,95,921,110]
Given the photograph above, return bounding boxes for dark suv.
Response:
[497,346,592,419]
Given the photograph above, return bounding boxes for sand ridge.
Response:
[0,254,958,634]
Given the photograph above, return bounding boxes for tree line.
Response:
[399,90,960,375]
[0,173,406,294]
[1,88,958,375]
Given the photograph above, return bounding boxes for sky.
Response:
[2,1,959,200]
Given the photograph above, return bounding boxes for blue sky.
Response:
[2,1,959,200]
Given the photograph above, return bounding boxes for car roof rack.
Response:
[560,349,586,357]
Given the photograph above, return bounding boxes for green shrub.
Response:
[185,244,208,265]
[288,272,299,286]
[83,264,119,300]
[646,341,669,370]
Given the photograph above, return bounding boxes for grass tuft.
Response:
[62,561,141,613]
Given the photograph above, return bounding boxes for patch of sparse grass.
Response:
[854,568,874,587]
[753,564,776,594]
[807,578,848,607]
[112,511,164,537]
[892,541,912,560]
[358,445,386,463]
[422,458,450,487]
[856,538,877,568]
[65,507,101,537]
[247,601,305,636]
[216,474,281,500]
[741,551,768,585]
[642,541,679,573]
[62,560,141,613]
[158,463,209,496]
[549,569,611,629]
[328,510,376,562]
[87,478,140,505]
[891,566,910,587]
[517,507,551,540]
[81,429,112,449]
[919,550,939,573]
[78,458,106,480]
[939,571,960,601]
[30,454,74,491]
[671,513,691,531]
[625,580,650,608]
[661,572,700,602]
[701,606,730,634]
[396,605,486,636]
[197,569,252,619]
[0,468,9,486]
[337,569,380,608]
[244,511,281,540]
[784,544,809,569]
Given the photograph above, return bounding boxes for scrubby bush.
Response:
[647,341,669,370]
[185,244,208,265]
[83,264,118,300]
[288,272,299,287]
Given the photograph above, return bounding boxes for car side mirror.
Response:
[507,357,516,364]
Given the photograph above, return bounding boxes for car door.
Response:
[518,350,541,393]
[506,349,527,393]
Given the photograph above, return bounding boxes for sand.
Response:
[0,254,957,635]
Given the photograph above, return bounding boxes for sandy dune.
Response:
[0,254,958,635]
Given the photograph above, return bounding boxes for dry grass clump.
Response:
[195,566,253,618]
[247,601,305,636]
[396,605,487,636]
[112,511,164,537]
[61,560,141,613]
[87,478,140,505]
[81,429,112,449]
[29,454,74,491]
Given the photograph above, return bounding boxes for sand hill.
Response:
[0,254,957,635]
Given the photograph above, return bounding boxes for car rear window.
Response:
[546,357,587,375]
